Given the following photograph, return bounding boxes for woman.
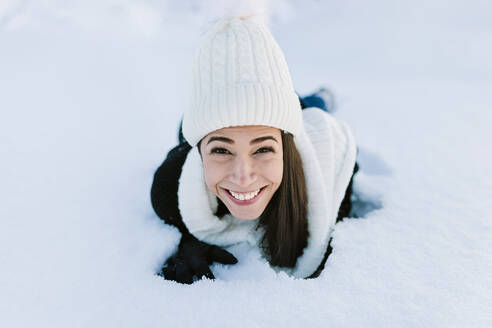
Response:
[150,16,359,284]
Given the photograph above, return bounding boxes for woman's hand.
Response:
[158,234,238,284]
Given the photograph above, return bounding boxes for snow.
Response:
[1,0,491,327]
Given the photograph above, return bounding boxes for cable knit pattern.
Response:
[182,16,303,146]
[177,108,357,278]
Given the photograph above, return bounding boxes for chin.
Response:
[231,211,261,221]
[222,200,265,220]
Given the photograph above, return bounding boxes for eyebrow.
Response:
[206,135,278,145]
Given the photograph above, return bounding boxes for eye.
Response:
[255,147,274,154]
[210,147,231,155]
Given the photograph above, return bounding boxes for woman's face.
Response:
[199,125,283,220]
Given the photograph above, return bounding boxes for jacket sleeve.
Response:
[307,160,359,279]
[335,160,359,223]
[150,142,193,237]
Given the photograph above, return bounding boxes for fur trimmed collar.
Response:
[177,108,357,278]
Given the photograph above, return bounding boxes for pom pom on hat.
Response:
[182,15,302,147]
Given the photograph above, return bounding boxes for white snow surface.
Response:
[1,1,491,327]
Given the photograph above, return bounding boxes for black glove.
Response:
[157,234,238,284]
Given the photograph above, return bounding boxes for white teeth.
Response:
[229,188,261,201]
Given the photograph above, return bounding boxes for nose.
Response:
[229,155,257,188]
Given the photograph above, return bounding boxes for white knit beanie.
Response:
[182,16,303,147]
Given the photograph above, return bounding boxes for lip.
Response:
[222,186,267,206]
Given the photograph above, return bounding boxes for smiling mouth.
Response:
[222,186,267,203]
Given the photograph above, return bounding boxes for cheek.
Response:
[261,158,283,185]
[202,159,224,193]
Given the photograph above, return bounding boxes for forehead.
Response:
[206,125,281,138]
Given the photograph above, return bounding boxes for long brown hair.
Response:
[197,130,309,268]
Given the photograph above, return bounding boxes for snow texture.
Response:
[1,0,491,327]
